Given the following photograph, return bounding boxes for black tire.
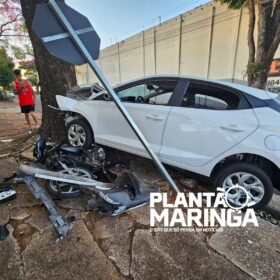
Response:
[66,118,93,149]
[213,162,273,209]
[45,164,93,198]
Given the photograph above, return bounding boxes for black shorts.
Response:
[21,104,35,114]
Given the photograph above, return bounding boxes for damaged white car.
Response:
[56,75,280,209]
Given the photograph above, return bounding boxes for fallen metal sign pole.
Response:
[32,0,180,194]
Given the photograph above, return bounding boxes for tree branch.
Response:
[266,0,280,60]
[266,22,280,63]
[0,13,22,36]
[0,33,29,37]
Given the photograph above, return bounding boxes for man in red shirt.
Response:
[12,69,39,131]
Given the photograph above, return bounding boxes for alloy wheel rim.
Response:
[49,167,91,194]
[222,172,265,208]
[68,124,86,146]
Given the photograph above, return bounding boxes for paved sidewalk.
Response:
[0,104,279,280]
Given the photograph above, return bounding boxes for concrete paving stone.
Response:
[0,204,10,225]
[85,213,134,276]
[9,207,31,221]
[26,206,53,234]
[20,149,35,161]
[264,194,280,218]
[131,230,185,280]
[56,194,89,211]
[0,159,17,179]
[126,204,151,226]
[22,220,123,280]
[130,159,164,183]
[179,178,210,193]
[209,218,280,280]
[131,229,251,280]
[99,233,131,276]
[6,184,41,208]
[66,209,89,221]
[90,214,133,239]
[0,225,24,280]
[14,223,37,252]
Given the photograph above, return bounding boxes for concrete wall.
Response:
[76,1,280,87]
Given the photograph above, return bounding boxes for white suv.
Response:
[56,75,280,209]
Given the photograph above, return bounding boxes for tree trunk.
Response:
[247,0,256,86]
[20,0,77,141]
[249,0,280,89]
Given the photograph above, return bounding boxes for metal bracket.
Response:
[22,176,72,242]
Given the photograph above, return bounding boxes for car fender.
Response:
[56,95,79,111]
[56,95,98,134]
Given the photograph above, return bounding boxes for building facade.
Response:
[76,1,280,93]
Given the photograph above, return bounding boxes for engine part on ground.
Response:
[0,187,16,204]
[33,138,106,170]
[0,225,9,241]
[33,138,132,197]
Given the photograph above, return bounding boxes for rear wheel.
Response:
[214,162,273,209]
[46,164,93,198]
[66,119,93,149]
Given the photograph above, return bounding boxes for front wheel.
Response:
[66,119,93,149]
[213,162,273,210]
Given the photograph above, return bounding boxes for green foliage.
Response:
[11,44,34,60]
[0,47,15,90]
[219,0,246,9]
[18,59,38,86]
[244,62,266,81]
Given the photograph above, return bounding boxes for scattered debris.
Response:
[0,187,16,204]
[0,129,38,160]
[0,224,9,240]
[0,139,13,144]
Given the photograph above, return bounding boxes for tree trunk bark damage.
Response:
[20,0,77,141]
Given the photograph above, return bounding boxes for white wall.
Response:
[76,1,280,87]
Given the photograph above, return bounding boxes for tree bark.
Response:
[249,0,280,89]
[247,0,256,86]
[20,0,77,141]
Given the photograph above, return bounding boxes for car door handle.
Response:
[145,114,165,121]
[220,125,246,132]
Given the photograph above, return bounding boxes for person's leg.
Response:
[29,111,39,128]
[25,113,32,130]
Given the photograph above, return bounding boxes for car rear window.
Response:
[181,83,240,110]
